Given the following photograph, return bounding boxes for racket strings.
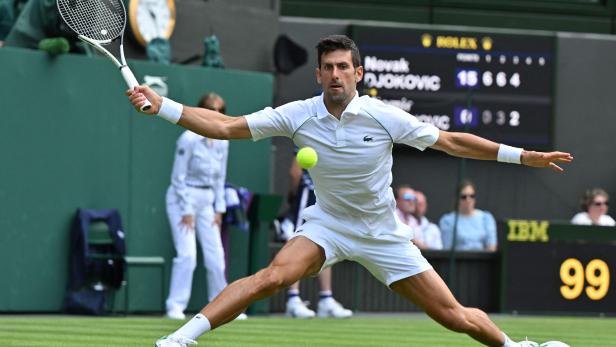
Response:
[58,0,126,42]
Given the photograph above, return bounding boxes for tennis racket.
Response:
[57,0,152,111]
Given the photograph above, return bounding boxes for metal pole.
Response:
[447,88,473,288]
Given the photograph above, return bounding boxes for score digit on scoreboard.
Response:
[353,25,555,150]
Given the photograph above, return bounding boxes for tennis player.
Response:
[127,35,572,347]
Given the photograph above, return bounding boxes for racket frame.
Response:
[57,0,151,111]
[77,35,142,91]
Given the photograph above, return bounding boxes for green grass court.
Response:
[0,314,613,346]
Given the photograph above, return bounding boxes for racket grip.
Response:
[120,66,152,112]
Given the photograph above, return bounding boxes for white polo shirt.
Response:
[245,93,439,240]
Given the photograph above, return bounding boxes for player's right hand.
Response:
[126,85,161,115]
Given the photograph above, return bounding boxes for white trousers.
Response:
[165,186,227,313]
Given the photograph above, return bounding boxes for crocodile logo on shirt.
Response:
[363,135,374,142]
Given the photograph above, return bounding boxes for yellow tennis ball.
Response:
[296,147,318,169]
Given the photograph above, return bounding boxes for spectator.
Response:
[412,191,443,250]
[394,185,419,230]
[439,180,497,252]
[571,188,615,226]
[3,0,76,54]
[0,0,15,46]
[164,93,246,321]
[0,0,28,47]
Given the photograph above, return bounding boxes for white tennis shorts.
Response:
[292,206,432,286]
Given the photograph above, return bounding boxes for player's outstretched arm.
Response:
[431,130,573,172]
[126,86,252,140]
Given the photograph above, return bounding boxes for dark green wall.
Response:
[0,47,273,311]
[281,0,616,34]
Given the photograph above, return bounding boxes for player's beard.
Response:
[325,85,353,105]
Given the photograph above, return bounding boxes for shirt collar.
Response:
[316,91,361,119]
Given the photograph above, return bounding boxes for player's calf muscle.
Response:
[249,266,293,298]
[439,307,475,333]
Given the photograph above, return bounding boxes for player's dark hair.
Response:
[316,35,361,68]
[580,188,609,211]
[198,92,226,114]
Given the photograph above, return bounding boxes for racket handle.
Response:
[120,66,152,112]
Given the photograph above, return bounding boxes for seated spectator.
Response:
[412,191,443,250]
[0,0,28,47]
[0,0,14,46]
[439,180,497,252]
[4,0,77,55]
[571,188,615,226]
[394,184,418,230]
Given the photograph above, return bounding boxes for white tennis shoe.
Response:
[317,297,353,318]
[518,339,569,347]
[285,296,316,318]
[165,309,186,320]
[155,335,197,347]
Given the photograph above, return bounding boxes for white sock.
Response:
[173,313,211,340]
[502,332,518,347]
[319,290,333,299]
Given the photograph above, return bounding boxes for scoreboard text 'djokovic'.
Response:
[353,25,555,149]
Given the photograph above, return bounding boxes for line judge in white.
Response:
[164,93,246,321]
[127,35,573,347]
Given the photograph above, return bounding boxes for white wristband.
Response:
[497,144,523,164]
[157,97,183,124]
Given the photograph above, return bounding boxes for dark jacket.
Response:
[68,208,126,290]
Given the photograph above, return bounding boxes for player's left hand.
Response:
[521,151,573,172]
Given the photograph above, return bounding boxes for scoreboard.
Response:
[352,25,555,150]
[502,220,616,314]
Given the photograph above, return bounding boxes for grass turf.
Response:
[0,314,613,346]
